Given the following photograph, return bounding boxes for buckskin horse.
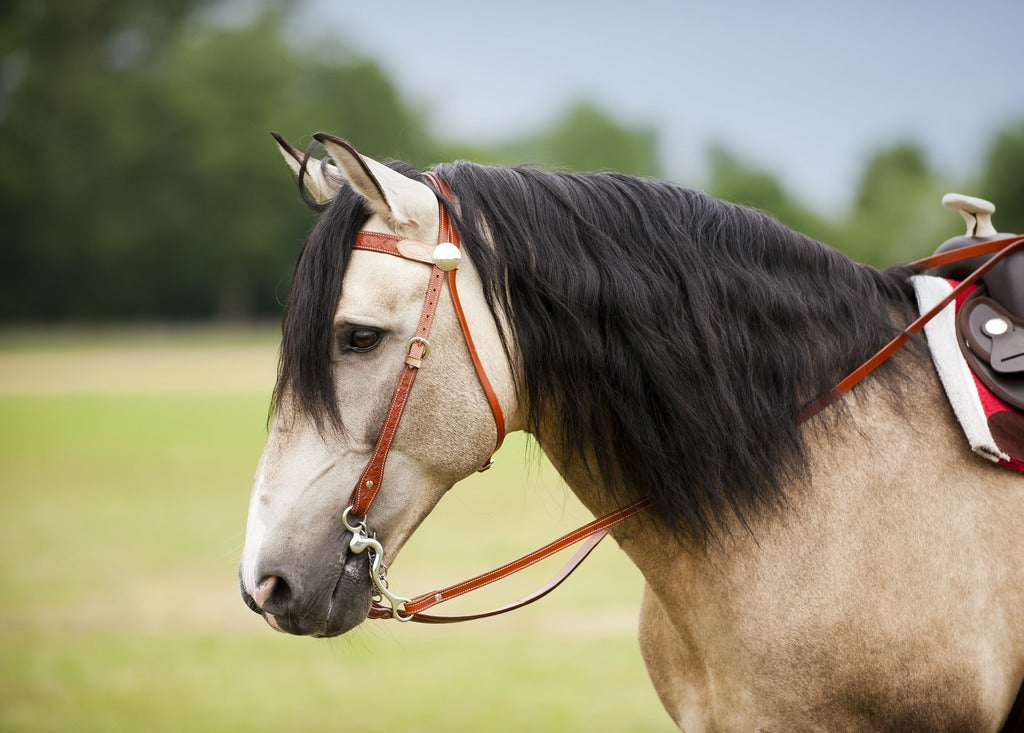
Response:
[239,131,1024,731]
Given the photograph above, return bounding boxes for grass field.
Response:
[0,327,675,732]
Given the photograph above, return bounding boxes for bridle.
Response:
[339,171,1024,624]
[339,172,507,620]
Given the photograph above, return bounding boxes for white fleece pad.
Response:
[912,275,1009,463]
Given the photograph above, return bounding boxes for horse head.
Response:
[239,134,516,637]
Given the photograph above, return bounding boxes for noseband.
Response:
[341,170,1024,623]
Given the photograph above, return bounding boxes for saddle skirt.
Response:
[912,275,1024,472]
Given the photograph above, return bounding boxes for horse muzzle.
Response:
[238,537,373,637]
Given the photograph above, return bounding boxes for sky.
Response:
[292,0,1024,213]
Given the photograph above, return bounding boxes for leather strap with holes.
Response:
[348,241,446,517]
[348,175,505,517]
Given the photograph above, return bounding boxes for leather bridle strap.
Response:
[798,234,1024,423]
[347,230,448,517]
[429,173,506,453]
[906,235,1023,271]
[343,171,643,623]
[347,174,504,518]
[368,499,650,622]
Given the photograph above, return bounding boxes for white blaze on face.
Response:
[241,447,270,594]
[239,405,350,598]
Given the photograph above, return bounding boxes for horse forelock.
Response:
[436,162,921,541]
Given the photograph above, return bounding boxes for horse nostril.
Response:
[253,576,278,609]
[253,574,296,615]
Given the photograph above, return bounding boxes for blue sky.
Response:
[295,0,1024,212]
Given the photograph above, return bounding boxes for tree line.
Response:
[1,1,1021,322]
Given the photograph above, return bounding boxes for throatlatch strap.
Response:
[446,267,506,451]
[424,172,506,455]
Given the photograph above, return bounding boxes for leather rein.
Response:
[341,173,1024,624]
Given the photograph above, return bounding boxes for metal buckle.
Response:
[407,336,431,360]
[342,506,412,621]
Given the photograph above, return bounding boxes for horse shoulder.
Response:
[632,363,1023,731]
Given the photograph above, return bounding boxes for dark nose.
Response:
[238,552,373,637]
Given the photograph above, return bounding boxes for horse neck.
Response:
[537,346,985,589]
[534,425,694,576]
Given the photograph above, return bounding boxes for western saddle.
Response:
[932,194,1023,410]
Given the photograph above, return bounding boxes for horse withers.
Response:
[239,133,1024,731]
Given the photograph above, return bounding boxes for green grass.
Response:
[0,332,675,732]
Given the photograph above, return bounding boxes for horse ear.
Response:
[313,131,436,231]
[271,131,342,205]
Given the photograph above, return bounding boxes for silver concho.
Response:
[983,317,1009,337]
[433,242,461,271]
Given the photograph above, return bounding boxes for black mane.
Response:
[277,157,918,540]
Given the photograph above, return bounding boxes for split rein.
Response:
[341,176,1024,624]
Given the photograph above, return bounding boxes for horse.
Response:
[239,131,1024,731]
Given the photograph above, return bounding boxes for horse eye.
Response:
[347,328,381,352]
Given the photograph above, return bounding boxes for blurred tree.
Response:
[0,2,434,320]
[442,101,661,178]
[515,101,661,177]
[976,118,1024,235]
[144,14,435,318]
[0,3,664,322]
[0,0,219,318]
[836,142,958,266]
[705,145,837,247]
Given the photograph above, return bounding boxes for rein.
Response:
[798,235,1024,423]
[342,175,1024,623]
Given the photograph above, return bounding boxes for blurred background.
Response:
[3,0,1024,323]
[1,0,1022,730]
